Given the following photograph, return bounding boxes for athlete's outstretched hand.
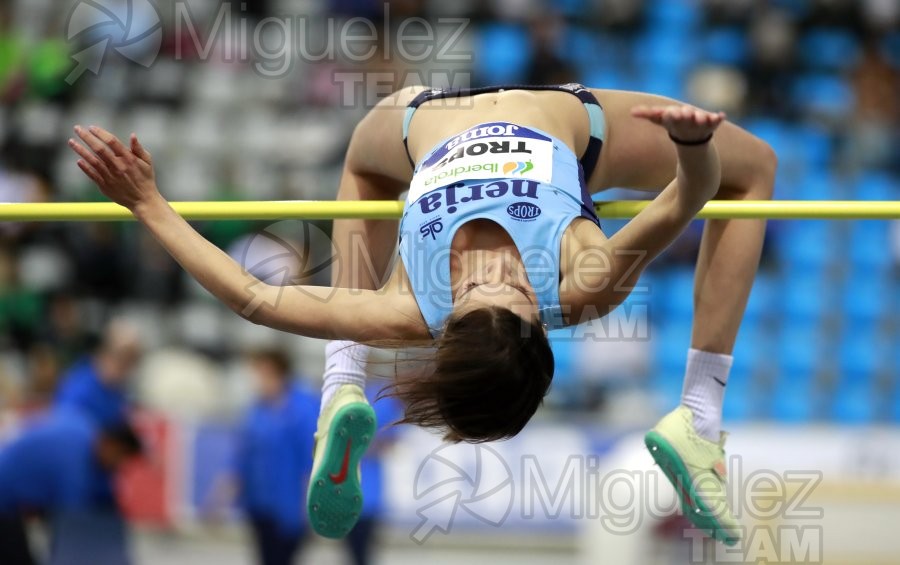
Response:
[68,125,161,211]
[630,104,725,144]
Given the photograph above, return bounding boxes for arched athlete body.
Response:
[69,84,776,545]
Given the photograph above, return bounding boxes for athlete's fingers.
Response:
[74,125,120,167]
[88,125,130,158]
[661,106,679,128]
[77,159,104,185]
[631,105,664,123]
[695,110,709,127]
[130,133,152,165]
[68,138,111,178]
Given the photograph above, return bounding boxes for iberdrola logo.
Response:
[503,161,534,175]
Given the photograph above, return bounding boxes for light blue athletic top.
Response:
[398,120,605,338]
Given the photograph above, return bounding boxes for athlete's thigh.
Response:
[588,89,767,194]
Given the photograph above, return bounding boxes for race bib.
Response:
[407,122,554,203]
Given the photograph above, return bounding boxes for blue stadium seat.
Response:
[552,0,587,18]
[634,32,698,74]
[891,367,900,421]
[771,379,816,422]
[560,26,601,77]
[883,31,900,69]
[854,172,898,201]
[743,272,775,324]
[581,66,639,93]
[740,120,833,179]
[774,220,839,273]
[892,391,900,423]
[652,372,684,409]
[776,320,827,382]
[799,28,862,71]
[649,319,691,407]
[842,271,891,325]
[781,274,836,324]
[645,0,701,28]
[657,267,695,320]
[837,327,891,384]
[723,378,755,422]
[473,23,532,84]
[741,119,791,159]
[702,28,749,66]
[795,170,840,200]
[791,126,835,172]
[639,68,685,99]
[831,381,876,424]
[769,0,811,19]
[848,221,893,271]
[653,318,692,374]
[791,74,855,120]
[733,322,775,376]
[641,269,667,333]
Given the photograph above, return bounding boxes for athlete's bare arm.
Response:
[589,89,777,354]
[331,88,423,291]
[68,125,423,342]
[563,104,726,320]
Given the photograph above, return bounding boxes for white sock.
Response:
[320,340,368,411]
[681,348,733,442]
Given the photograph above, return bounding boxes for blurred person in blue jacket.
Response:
[343,385,403,565]
[0,406,142,565]
[55,319,142,428]
[236,348,318,565]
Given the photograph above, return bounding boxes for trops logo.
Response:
[506,201,541,221]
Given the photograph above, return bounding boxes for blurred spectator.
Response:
[701,0,755,25]
[853,41,899,124]
[21,343,61,412]
[235,348,317,565]
[0,244,44,350]
[861,0,900,33]
[0,4,26,104]
[344,384,403,565]
[0,166,51,241]
[746,8,797,118]
[67,224,131,301]
[38,293,91,367]
[0,406,142,565]
[55,319,142,428]
[845,40,900,170]
[525,15,577,85]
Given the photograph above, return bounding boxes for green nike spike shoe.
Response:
[307,384,376,539]
[645,405,742,546]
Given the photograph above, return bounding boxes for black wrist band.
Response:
[669,132,713,146]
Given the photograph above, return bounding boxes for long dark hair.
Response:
[386,305,554,443]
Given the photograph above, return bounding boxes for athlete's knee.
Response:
[753,140,778,199]
[718,138,777,201]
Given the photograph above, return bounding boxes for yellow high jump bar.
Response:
[0,200,898,221]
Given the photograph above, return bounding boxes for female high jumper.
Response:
[68,83,776,545]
